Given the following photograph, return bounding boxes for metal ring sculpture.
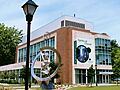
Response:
[31,47,61,81]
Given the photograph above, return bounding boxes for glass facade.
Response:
[95,38,111,65]
[18,37,55,63]
[97,69,112,83]
[75,69,112,84]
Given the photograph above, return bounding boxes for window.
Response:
[95,38,111,65]
[36,43,40,53]
[18,37,55,63]
[65,20,85,29]
[45,39,49,46]
[18,49,21,63]
[61,20,64,27]
[50,51,54,61]
[21,49,23,62]
[18,49,23,63]
[23,48,26,62]
[50,37,55,47]
[41,41,45,48]
[33,44,37,55]
[106,59,108,65]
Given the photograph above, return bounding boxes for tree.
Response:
[111,40,119,65]
[19,65,31,83]
[111,40,119,49]
[4,71,9,79]
[112,47,120,85]
[49,61,63,83]
[111,40,120,85]
[0,72,5,80]
[87,65,95,87]
[0,23,23,66]
[9,71,16,79]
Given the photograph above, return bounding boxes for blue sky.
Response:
[0,0,120,44]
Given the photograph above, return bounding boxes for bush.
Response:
[0,79,19,84]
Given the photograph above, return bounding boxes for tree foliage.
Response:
[111,40,120,80]
[49,61,63,81]
[19,65,31,83]
[87,65,95,86]
[0,23,23,66]
[111,40,119,49]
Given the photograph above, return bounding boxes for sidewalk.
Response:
[0,83,40,90]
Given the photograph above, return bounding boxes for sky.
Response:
[0,0,120,44]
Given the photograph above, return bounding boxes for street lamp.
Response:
[22,0,38,90]
[95,64,98,86]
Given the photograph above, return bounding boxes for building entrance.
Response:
[97,74,111,83]
[75,69,86,84]
[75,69,112,84]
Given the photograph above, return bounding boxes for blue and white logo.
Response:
[76,45,91,63]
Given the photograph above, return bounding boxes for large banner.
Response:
[74,38,94,65]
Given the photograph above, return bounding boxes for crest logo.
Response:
[76,45,91,63]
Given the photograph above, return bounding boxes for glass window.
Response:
[18,49,21,63]
[95,38,111,65]
[95,38,98,46]
[23,48,26,62]
[65,20,85,29]
[107,39,110,47]
[50,51,54,61]
[75,69,80,84]
[19,49,23,62]
[61,20,64,27]
[36,43,40,53]
[49,38,52,47]
[41,41,45,48]
[106,59,108,65]
[108,55,111,65]
[30,45,33,56]
[49,37,55,48]
[21,49,23,62]
[45,39,49,46]
[102,39,104,46]
[34,44,37,55]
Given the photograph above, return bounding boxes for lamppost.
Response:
[95,64,98,86]
[22,0,38,90]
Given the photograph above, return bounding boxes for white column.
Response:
[95,70,97,84]
[73,69,75,84]
[81,70,83,84]
[105,75,106,83]
[86,69,88,84]
[108,75,109,83]
[102,75,103,83]
[18,69,20,83]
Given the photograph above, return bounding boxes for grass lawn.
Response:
[35,85,120,90]
[68,86,120,90]
[2,84,119,90]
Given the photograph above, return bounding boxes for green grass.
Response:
[69,86,120,90]
[1,84,120,90]
[34,85,120,90]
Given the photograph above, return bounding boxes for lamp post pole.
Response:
[95,64,98,86]
[22,0,38,90]
[25,20,31,90]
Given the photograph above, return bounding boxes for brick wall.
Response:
[56,27,72,84]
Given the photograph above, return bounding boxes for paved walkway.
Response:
[0,84,40,90]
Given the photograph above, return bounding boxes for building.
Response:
[0,15,113,84]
